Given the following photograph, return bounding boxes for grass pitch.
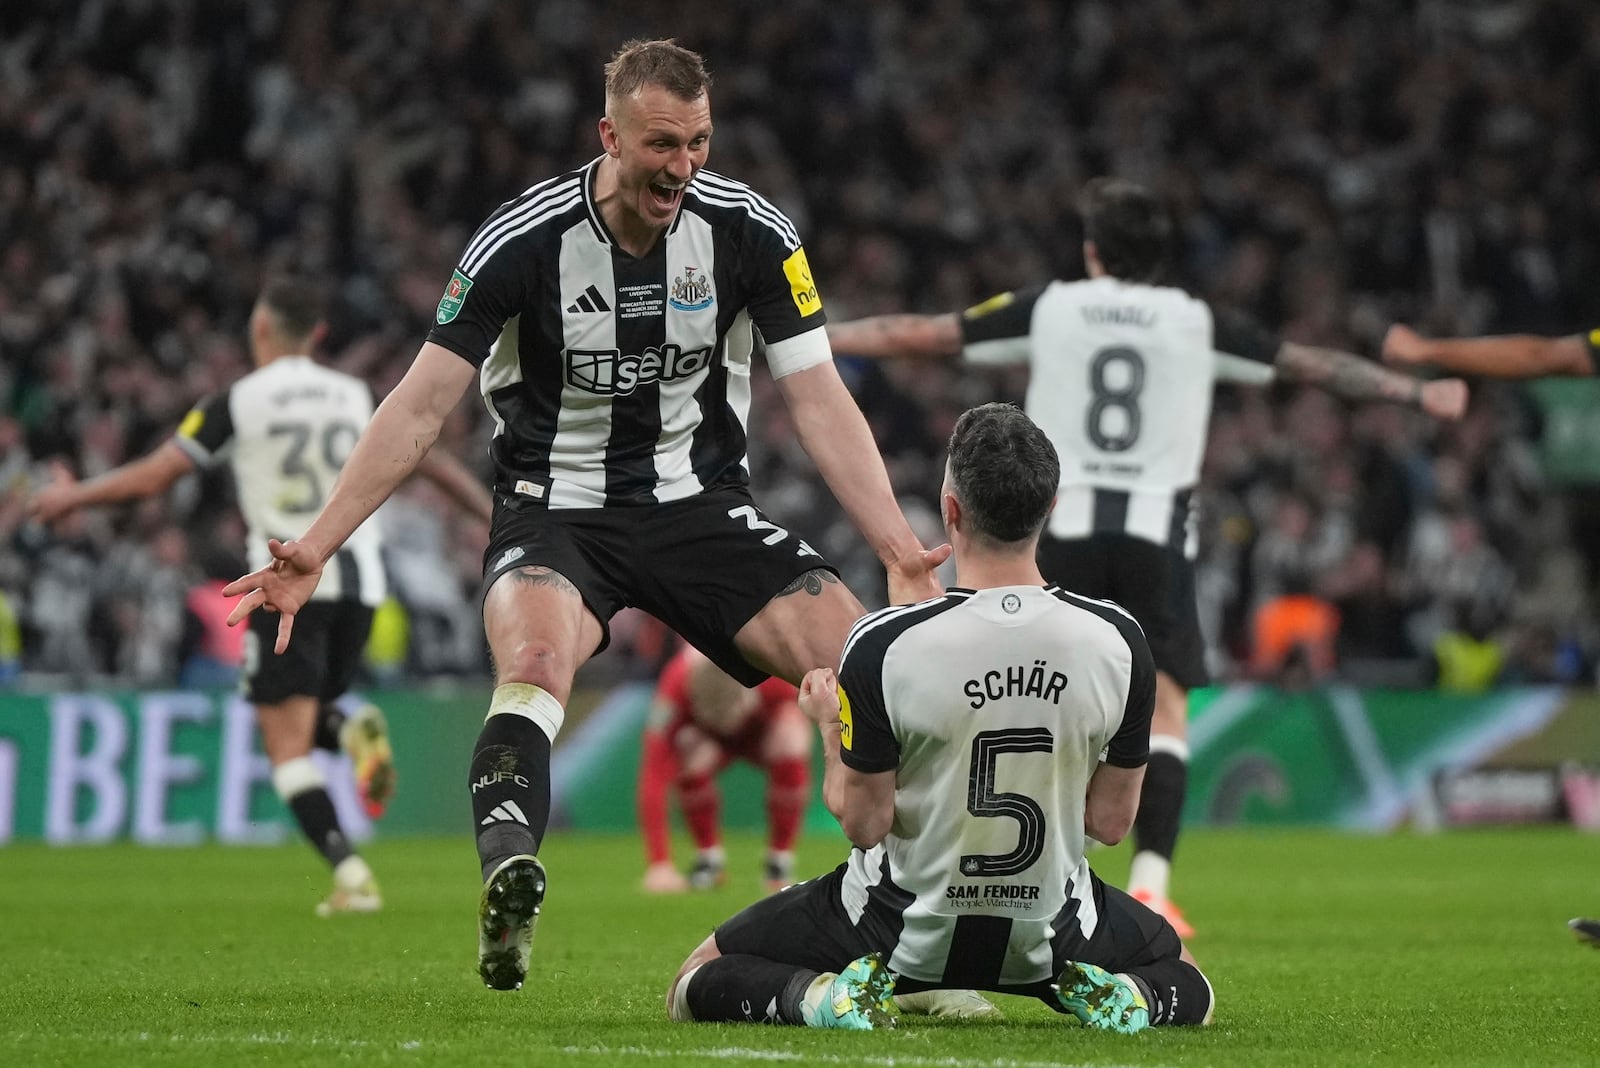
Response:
[2,828,1595,1067]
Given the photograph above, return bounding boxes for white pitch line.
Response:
[558,1045,1161,1068]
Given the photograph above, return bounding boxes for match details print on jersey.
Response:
[426,158,827,510]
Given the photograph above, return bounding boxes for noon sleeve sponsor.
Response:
[742,217,826,346]
[1586,328,1600,374]
[960,285,1044,365]
[171,391,234,466]
[838,638,899,773]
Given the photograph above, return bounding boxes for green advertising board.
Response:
[0,689,488,844]
[1525,377,1600,486]
[0,683,1593,843]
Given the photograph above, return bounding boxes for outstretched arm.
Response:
[1383,323,1596,379]
[299,342,479,557]
[1274,341,1469,420]
[825,313,963,361]
[28,442,195,524]
[224,342,478,649]
[774,360,950,604]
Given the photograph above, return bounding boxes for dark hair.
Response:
[604,39,712,104]
[1078,177,1170,282]
[947,402,1059,545]
[257,275,326,342]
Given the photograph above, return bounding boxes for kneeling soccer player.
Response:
[666,404,1214,1031]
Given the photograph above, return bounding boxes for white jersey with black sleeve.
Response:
[173,356,386,606]
[835,584,1155,987]
[959,276,1280,556]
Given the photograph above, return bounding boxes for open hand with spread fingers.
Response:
[222,537,326,653]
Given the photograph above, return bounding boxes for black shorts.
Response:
[1038,533,1209,689]
[243,601,374,704]
[481,486,836,686]
[714,861,1180,1002]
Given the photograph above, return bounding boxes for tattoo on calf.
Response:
[779,569,839,598]
[509,566,579,596]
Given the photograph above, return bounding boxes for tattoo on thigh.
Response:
[509,566,579,596]
[778,569,839,598]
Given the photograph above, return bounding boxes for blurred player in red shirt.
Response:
[639,645,812,893]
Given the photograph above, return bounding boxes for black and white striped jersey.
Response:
[834,584,1155,987]
[174,357,386,606]
[959,277,1280,556]
[427,157,829,509]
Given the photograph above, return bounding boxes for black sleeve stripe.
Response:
[838,593,972,774]
[461,186,583,276]
[460,171,582,272]
[959,284,1046,346]
[1049,587,1155,767]
[426,331,487,367]
[693,170,801,249]
[1049,587,1144,637]
[839,592,971,666]
[1210,304,1281,365]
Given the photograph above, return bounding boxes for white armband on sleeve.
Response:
[764,326,833,379]
[1216,351,1276,385]
[962,336,1032,366]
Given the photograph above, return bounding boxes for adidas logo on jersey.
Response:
[480,800,529,826]
[566,285,610,314]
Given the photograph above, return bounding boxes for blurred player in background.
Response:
[1385,321,1598,945]
[639,644,810,894]
[29,276,492,916]
[222,40,947,991]
[827,177,1469,937]
[668,403,1208,1032]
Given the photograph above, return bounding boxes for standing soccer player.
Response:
[638,644,810,894]
[224,40,947,990]
[827,178,1469,936]
[28,276,491,915]
[667,402,1211,1032]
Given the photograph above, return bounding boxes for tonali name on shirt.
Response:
[963,660,1068,710]
[1081,305,1157,327]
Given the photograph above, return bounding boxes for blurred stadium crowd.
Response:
[2,0,1598,690]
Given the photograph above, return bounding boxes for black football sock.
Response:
[684,955,820,1024]
[1124,959,1212,1025]
[312,701,347,753]
[289,789,356,867]
[1133,750,1188,861]
[470,714,551,880]
[272,757,354,868]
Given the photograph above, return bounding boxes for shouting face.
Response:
[599,84,713,238]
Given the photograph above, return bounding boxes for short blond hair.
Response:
[603,39,712,107]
